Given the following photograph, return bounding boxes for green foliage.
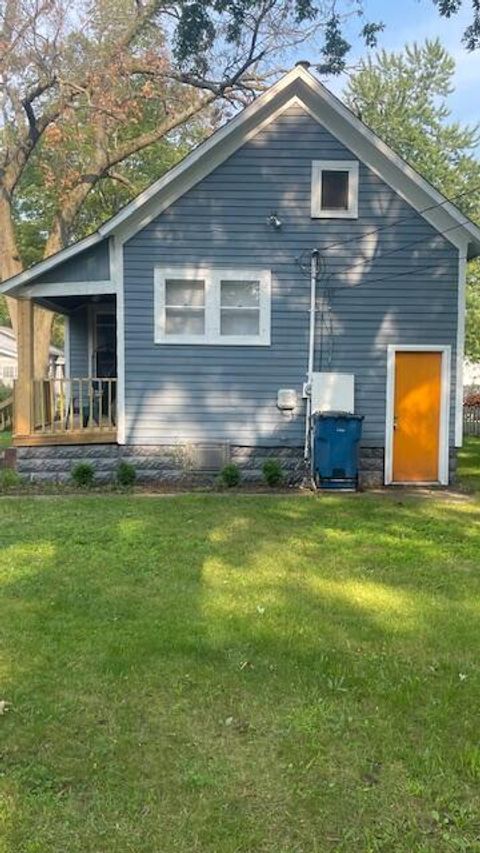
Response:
[262,458,284,487]
[0,384,12,403]
[0,468,21,489]
[345,39,480,361]
[345,40,480,214]
[116,461,137,488]
[433,0,480,50]
[466,261,480,362]
[173,3,385,77]
[71,462,95,488]
[0,297,10,327]
[220,462,241,487]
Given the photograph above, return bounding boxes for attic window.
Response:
[311,160,359,219]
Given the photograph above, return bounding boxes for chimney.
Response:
[295,60,311,70]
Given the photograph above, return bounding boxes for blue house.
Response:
[3,64,480,486]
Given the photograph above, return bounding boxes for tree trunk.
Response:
[0,189,56,378]
[0,190,23,335]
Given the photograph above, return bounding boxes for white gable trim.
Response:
[101,64,480,253]
[2,64,480,297]
[296,95,471,252]
[111,95,309,244]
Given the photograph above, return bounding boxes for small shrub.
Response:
[220,462,241,488]
[262,457,284,487]
[0,468,21,489]
[464,391,480,406]
[117,461,136,488]
[71,461,95,488]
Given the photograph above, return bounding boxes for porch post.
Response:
[14,298,34,436]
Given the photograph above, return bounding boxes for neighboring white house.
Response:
[0,326,63,387]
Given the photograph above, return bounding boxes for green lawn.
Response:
[1,490,480,852]
[458,436,480,493]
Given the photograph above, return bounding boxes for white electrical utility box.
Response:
[277,389,297,411]
[311,372,354,413]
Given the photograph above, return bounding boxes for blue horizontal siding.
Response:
[35,239,110,284]
[68,307,89,376]
[123,103,458,447]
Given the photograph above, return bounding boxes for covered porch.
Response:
[13,290,117,447]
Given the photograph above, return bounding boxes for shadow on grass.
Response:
[1,493,480,851]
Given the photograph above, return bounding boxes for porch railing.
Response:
[464,404,480,437]
[31,377,117,436]
[0,395,13,432]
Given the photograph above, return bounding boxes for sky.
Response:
[307,0,480,138]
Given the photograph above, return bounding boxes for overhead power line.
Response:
[317,181,480,255]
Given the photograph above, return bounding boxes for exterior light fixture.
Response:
[268,212,282,230]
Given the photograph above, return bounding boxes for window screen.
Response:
[220,280,260,336]
[165,278,205,335]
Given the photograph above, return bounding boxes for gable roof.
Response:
[2,64,480,296]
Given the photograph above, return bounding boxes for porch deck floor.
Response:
[14,415,117,447]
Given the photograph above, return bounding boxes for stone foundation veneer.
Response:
[13,443,456,488]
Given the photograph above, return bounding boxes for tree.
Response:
[432,0,480,50]
[344,39,480,361]
[0,0,386,375]
[1,2,479,376]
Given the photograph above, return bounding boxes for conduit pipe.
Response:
[304,249,320,460]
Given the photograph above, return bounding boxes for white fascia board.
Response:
[295,89,480,254]
[22,279,116,299]
[106,65,480,253]
[113,95,307,244]
[99,65,310,239]
[2,64,479,294]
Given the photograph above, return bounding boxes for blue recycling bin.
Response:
[312,411,364,490]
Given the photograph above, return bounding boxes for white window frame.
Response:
[311,160,359,219]
[154,266,271,346]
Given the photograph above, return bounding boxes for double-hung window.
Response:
[154,267,271,345]
[311,160,359,218]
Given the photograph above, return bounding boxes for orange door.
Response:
[392,351,442,482]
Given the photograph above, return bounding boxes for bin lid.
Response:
[312,410,364,420]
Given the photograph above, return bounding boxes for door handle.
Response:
[393,415,398,430]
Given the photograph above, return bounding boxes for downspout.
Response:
[304,249,320,461]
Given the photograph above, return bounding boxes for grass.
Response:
[1,488,480,852]
[458,436,480,492]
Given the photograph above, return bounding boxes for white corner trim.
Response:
[153,265,271,346]
[311,160,359,219]
[384,345,451,486]
[23,279,115,299]
[455,248,468,446]
[110,238,126,444]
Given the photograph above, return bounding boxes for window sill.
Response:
[154,336,271,346]
[311,209,358,219]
